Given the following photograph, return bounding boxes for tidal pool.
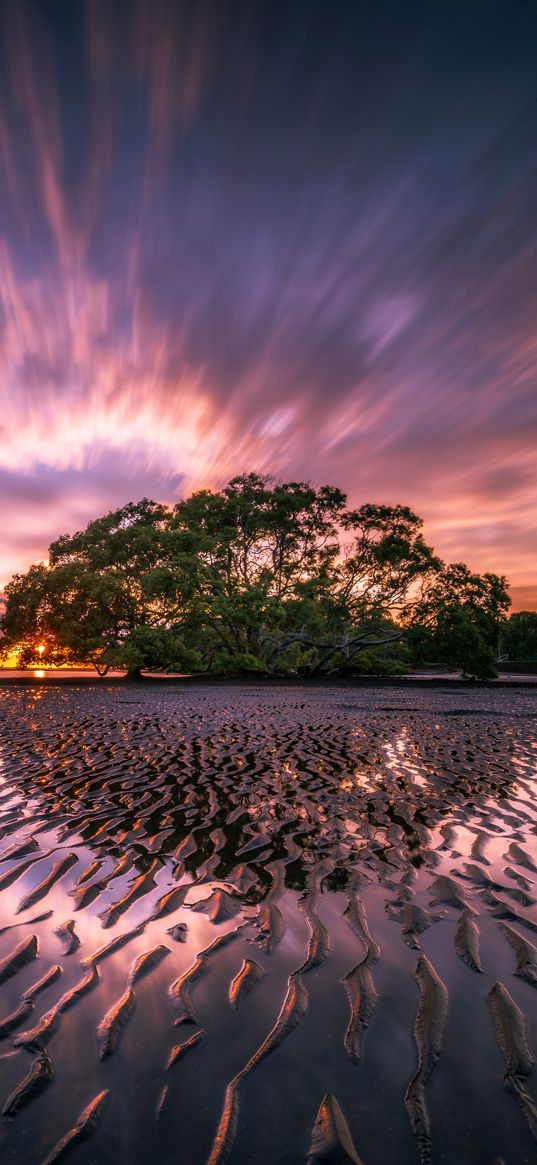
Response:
[0,681,536,1164]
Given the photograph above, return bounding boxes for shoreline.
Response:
[0,670,536,688]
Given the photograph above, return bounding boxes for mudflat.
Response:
[0,682,536,1164]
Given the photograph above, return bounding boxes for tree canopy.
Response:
[500,610,537,662]
[0,473,512,679]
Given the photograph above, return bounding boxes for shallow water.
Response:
[0,682,536,1165]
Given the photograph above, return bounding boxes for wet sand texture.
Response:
[307,1093,364,1164]
[41,1089,109,1165]
[0,682,536,1163]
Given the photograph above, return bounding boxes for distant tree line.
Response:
[0,472,525,680]
[499,610,537,664]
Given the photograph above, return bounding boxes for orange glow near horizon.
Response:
[0,2,535,611]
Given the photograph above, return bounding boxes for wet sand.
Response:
[0,681,535,1164]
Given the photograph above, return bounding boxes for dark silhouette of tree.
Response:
[0,476,511,679]
[501,611,537,661]
[406,563,511,678]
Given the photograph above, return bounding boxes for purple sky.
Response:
[1,0,536,608]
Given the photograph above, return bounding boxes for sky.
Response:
[1,0,536,609]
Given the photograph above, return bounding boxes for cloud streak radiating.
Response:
[0,0,536,607]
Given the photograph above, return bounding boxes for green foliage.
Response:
[116,628,201,674]
[409,608,498,679]
[501,611,537,660]
[406,562,510,679]
[209,650,265,675]
[341,648,408,676]
[0,500,178,675]
[340,503,441,623]
[0,475,512,679]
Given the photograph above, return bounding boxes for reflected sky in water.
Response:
[0,682,536,1164]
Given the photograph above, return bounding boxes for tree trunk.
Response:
[92,661,110,677]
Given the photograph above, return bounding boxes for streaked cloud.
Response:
[0,0,536,607]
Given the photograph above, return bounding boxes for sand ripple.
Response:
[0,682,536,1162]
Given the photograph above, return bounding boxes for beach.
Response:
[0,681,536,1164]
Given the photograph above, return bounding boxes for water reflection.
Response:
[0,684,536,1164]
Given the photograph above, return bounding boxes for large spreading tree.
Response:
[0,474,511,678]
